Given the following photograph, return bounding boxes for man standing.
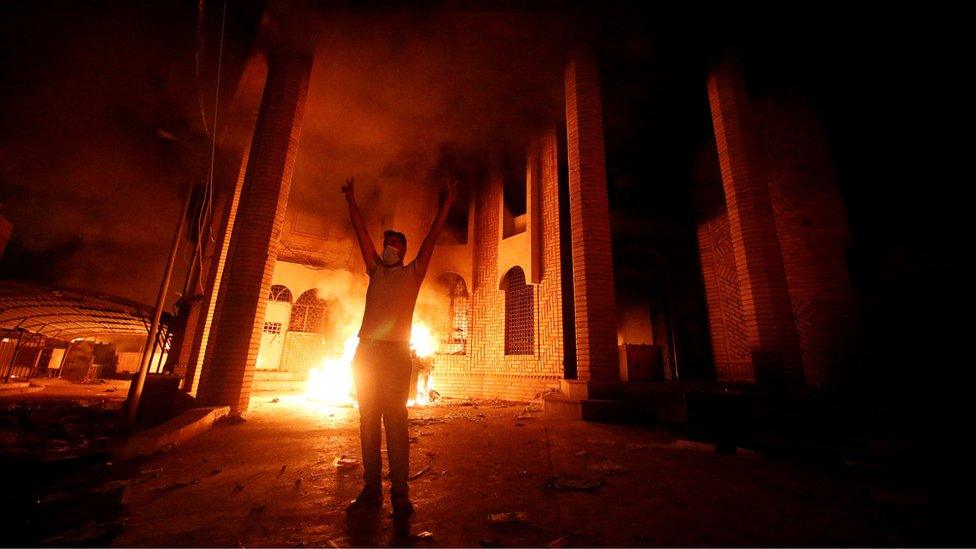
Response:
[341,176,458,520]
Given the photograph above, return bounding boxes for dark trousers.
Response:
[352,339,412,498]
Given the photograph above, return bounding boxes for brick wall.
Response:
[197,49,313,414]
[433,130,565,401]
[564,48,619,383]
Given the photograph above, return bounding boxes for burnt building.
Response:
[153,2,879,419]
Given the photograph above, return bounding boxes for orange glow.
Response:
[410,323,437,358]
[304,322,439,407]
[305,333,359,405]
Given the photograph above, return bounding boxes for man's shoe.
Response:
[391,496,414,520]
[346,488,382,513]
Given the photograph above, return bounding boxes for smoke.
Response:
[286,9,571,264]
[311,267,367,341]
[0,3,574,307]
[0,2,203,303]
[282,9,574,333]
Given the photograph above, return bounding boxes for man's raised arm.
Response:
[341,177,379,272]
[414,179,459,280]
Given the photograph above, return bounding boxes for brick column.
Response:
[181,144,250,396]
[707,57,803,386]
[757,99,861,386]
[564,48,619,384]
[693,166,754,382]
[197,48,312,413]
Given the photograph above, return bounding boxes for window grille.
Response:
[289,289,328,333]
[268,285,292,303]
[504,267,534,355]
[437,275,468,355]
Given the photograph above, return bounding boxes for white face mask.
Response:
[382,245,401,265]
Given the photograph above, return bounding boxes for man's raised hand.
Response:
[341,177,355,202]
[439,178,459,209]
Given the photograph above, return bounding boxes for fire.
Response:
[304,322,438,407]
[410,323,437,358]
[305,333,359,405]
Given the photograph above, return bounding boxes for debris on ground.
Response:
[547,529,582,547]
[408,417,446,426]
[334,456,359,469]
[407,465,432,480]
[154,479,200,493]
[40,519,127,546]
[587,461,628,474]
[735,447,763,460]
[667,439,715,452]
[488,511,527,523]
[545,473,604,492]
[217,415,246,426]
[270,398,279,403]
[231,483,245,494]
[515,403,543,418]
[293,478,302,490]
[414,530,435,542]
[93,479,130,494]
[279,464,287,475]
[210,468,222,475]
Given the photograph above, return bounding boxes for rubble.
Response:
[587,461,628,474]
[545,474,604,492]
[407,465,432,480]
[488,511,527,523]
[333,455,359,469]
[547,529,582,547]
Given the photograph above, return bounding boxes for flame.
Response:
[305,333,359,405]
[410,323,437,358]
[304,322,439,407]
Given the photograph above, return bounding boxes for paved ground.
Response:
[107,395,934,547]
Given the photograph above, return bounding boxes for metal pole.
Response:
[4,330,25,383]
[128,188,192,424]
[57,341,72,379]
[28,333,46,382]
[152,327,167,373]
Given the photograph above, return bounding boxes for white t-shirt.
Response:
[358,261,423,342]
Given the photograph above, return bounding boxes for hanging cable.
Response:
[187,0,228,296]
[200,0,228,277]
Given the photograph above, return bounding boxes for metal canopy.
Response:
[0,281,168,341]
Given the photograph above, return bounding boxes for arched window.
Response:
[268,285,293,303]
[436,274,468,355]
[503,267,534,355]
[289,289,328,333]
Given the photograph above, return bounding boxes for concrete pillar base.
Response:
[559,379,623,400]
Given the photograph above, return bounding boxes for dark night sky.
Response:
[0,2,970,378]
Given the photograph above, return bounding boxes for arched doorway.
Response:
[257,285,292,371]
